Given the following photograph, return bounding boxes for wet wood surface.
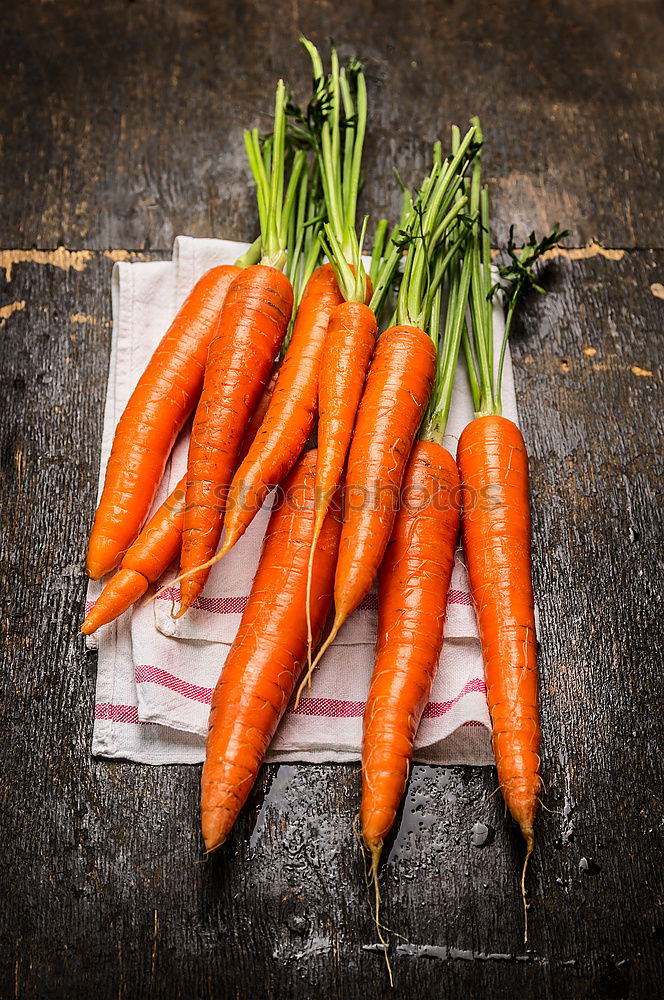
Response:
[1,2,663,998]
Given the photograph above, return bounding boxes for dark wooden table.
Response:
[2,3,662,997]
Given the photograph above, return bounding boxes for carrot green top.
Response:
[394,124,477,331]
[244,79,307,272]
[296,39,369,304]
[461,116,569,418]
[284,154,324,312]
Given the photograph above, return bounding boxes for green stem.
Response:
[367,231,404,321]
[423,212,475,324]
[282,150,307,247]
[428,282,442,357]
[399,124,476,328]
[469,233,494,415]
[301,39,368,276]
[369,219,389,290]
[244,79,302,272]
[461,317,481,412]
[244,130,269,241]
[234,236,262,269]
[285,163,309,290]
[355,215,369,301]
[424,246,474,442]
[345,68,367,233]
[466,131,494,415]
[480,186,493,395]
[495,298,516,413]
[320,224,356,300]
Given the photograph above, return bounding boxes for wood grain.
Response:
[1,0,663,250]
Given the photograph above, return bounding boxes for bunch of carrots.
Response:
[83,39,566,966]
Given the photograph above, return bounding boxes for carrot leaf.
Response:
[492,223,569,409]
[298,39,369,294]
[245,79,306,271]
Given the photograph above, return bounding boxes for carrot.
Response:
[176,79,308,615]
[199,44,374,565]
[360,183,474,857]
[81,360,283,635]
[294,42,411,671]
[85,263,243,580]
[178,265,294,614]
[457,415,539,841]
[301,194,450,672]
[456,117,567,939]
[215,263,343,557]
[82,476,187,634]
[312,301,377,535]
[303,299,376,652]
[361,441,461,855]
[201,449,342,852]
[357,186,476,976]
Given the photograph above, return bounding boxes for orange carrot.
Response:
[86,264,241,579]
[361,441,460,862]
[456,118,565,938]
[82,476,187,634]
[357,190,475,973]
[216,263,343,556]
[300,324,436,687]
[288,42,383,670]
[456,416,540,855]
[178,264,293,615]
[304,300,376,657]
[201,449,341,852]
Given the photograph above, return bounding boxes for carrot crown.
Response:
[244,79,307,272]
[461,117,569,417]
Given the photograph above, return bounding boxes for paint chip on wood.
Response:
[103,250,149,263]
[0,300,26,323]
[542,241,625,263]
[583,347,597,356]
[69,312,111,327]
[0,248,93,282]
[103,250,133,263]
[650,282,664,300]
[631,365,653,377]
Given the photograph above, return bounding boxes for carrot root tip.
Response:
[521,829,535,945]
[367,843,393,987]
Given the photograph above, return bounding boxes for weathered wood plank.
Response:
[0,248,662,997]
[1,0,663,250]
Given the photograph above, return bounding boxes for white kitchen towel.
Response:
[87,237,519,765]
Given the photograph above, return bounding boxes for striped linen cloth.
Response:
[86,237,521,765]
